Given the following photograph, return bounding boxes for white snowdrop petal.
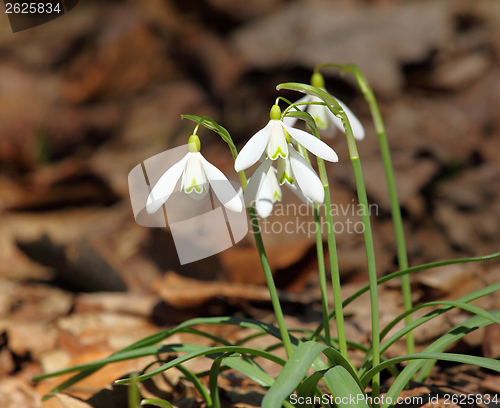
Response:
[234,121,273,172]
[289,147,325,204]
[306,95,336,137]
[199,154,243,212]
[320,120,337,139]
[286,182,312,205]
[266,120,288,160]
[282,95,310,127]
[181,153,208,194]
[325,104,345,133]
[308,103,330,131]
[277,155,294,185]
[243,159,272,207]
[255,197,274,219]
[146,153,190,214]
[334,97,365,141]
[189,189,209,201]
[255,170,278,218]
[267,167,282,202]
[282,123,338,162]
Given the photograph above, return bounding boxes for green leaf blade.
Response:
[262,341,327,408]
[323,366,370,408]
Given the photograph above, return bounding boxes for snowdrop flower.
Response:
[246,165,282,219]
[146,135,243,214]
[234,104,338,173]
[243,144,324,218]
[283,72,365,140]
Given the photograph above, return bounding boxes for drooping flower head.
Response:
[243,148,324,218]
[283,72,365,140]
[246,166,282,219]
[236,104,337,216]
[235,104,338,173]
[147,134,242,214]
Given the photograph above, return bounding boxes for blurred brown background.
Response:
[0,0,500,406]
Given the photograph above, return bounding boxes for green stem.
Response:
[182,115,293,359]
[275,84,381,399]
[350,67,414,355]
[351,157,380,401]
[232,151,293,360]
[297,144,331,347]
[315,63,415,355]
[313,203,331,347]
[339,105,381,400]
[248,206,293,358]
[227,132,293,359]
[317,158,348,358]
[233,155,293,360]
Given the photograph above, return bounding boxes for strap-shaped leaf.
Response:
[382,310,500,408]
[262,341,363,408]
[177,364,212,406]
[309,251,500,339]
[222,356,274,387]
[208,356,224,408]
[115,346,286,384]
[33,344,206,381]
[262,341,327,408]
[141,399,173,408]
[416,310,500,380]
[34,316,300,399]
[361,352,500,388]
[295,371,329,408]
[293,365,370,408]
[323,366,371,408]
[357,287,500,377]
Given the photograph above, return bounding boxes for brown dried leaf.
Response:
[0,378,42,408]
[155,272,271,308]
[54,394,93,408]
[63,10,174,103]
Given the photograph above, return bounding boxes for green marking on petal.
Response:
[185,178,203,193]
[270,146,287,160]
[314,115,327,129]
[273,190,282,202]
[279,172,294,185]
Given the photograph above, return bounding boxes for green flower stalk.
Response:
[296,143,332,347]
[288,112,348,358]
[314,63,415,356]
[277,82,382,400]
[247,205,294,358]
[317,154,349,359]
[181,115,295,358]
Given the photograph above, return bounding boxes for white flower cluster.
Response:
[145,74,364,220]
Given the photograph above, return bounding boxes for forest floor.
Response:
[0,0,500,407]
